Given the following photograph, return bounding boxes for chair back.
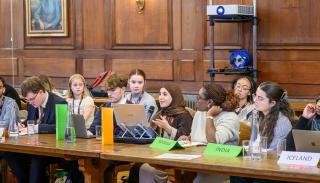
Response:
[239,121,251,145]
[185,107,196,118]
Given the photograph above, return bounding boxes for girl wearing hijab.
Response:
[138,83,193,183]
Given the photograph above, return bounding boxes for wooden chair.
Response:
[239,122,251,145]
[20,98,27,111]
[112,164,133,183]
[2,159,17,183]
[185,107,196,118]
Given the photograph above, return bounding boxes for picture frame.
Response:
[25,0,68,37]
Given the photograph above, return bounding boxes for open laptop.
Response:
[72,114,95,139]
[112,104,157,139]
[292,129,320,152]
[112,104,149,126]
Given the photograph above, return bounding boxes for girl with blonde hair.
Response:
[66,74,95,128]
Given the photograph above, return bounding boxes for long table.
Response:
[1,134,320,182]
[100,144,320,182]
[0,134,113,183]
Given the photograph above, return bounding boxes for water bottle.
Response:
[8,108,19,139]
[64,104,76,143]
[250,109,261,160]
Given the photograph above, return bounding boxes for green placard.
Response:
[203,143,242,157]
[55,104,68,140]
[150,137,184,151]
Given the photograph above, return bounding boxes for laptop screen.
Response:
[112,104,149,127]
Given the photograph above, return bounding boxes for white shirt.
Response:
[67,96,95,129]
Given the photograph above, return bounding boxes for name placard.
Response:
[278,151,320,167]
[203,143,242,157]
[150,137,184,151]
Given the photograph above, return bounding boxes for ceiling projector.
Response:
[207,4,254,17]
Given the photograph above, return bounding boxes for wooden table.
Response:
[100,144,320,182]
[0,134,116,183]
[2,135,320,182]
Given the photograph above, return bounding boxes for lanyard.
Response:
[129,92,144,104]
[72,97,83,114]
[236,102,248,115]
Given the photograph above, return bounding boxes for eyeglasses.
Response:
[26,92,39,102]
[234,84,250,91]
[253,93,266,102]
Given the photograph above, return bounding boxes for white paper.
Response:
[178,140,207,148]
[155,153,201,160]
[278,151,320,167]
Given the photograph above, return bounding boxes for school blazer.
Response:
[27,92,67,133]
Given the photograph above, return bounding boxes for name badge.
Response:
[203,143,242,157]
[278,151,320,167]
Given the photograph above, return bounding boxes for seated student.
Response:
[20,76,67,133]
[0,79,20,127]
[88,73,129,135]
[230,81,294,183]
[38,74,63,97]
[287,97,320,151]
[66,74,95,129]
[87,73,129,182]
[125,69,158,118]
[0,76,21,109]
[4,76,74,183]
[185,84,240,183]
[232,76,256,124]
[138,83,193,183]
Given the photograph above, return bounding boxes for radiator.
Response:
[183,94,197,110]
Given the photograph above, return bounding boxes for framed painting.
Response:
[25,0,68,37]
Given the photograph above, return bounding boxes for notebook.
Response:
[72,114,95,139]
[292,129,320,152]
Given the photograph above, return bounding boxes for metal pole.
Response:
[252,0,257,82]
[209,16,215,82]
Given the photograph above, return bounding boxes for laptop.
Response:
[292,129,320,152]
[112,104,157,139]
[112,104,149,126]
[72,114,95,139]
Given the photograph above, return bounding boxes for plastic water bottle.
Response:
[8,108,19,140]
[64,104,76,143]
[250,109,261,160]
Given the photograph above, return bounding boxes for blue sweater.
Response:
[0,96,19,128]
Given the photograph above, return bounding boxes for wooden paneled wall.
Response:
[0,0,319,97]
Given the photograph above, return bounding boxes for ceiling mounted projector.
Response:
[207,4,254,17]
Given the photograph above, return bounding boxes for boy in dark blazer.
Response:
[18,76,67,133]
[4,76,75,183]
